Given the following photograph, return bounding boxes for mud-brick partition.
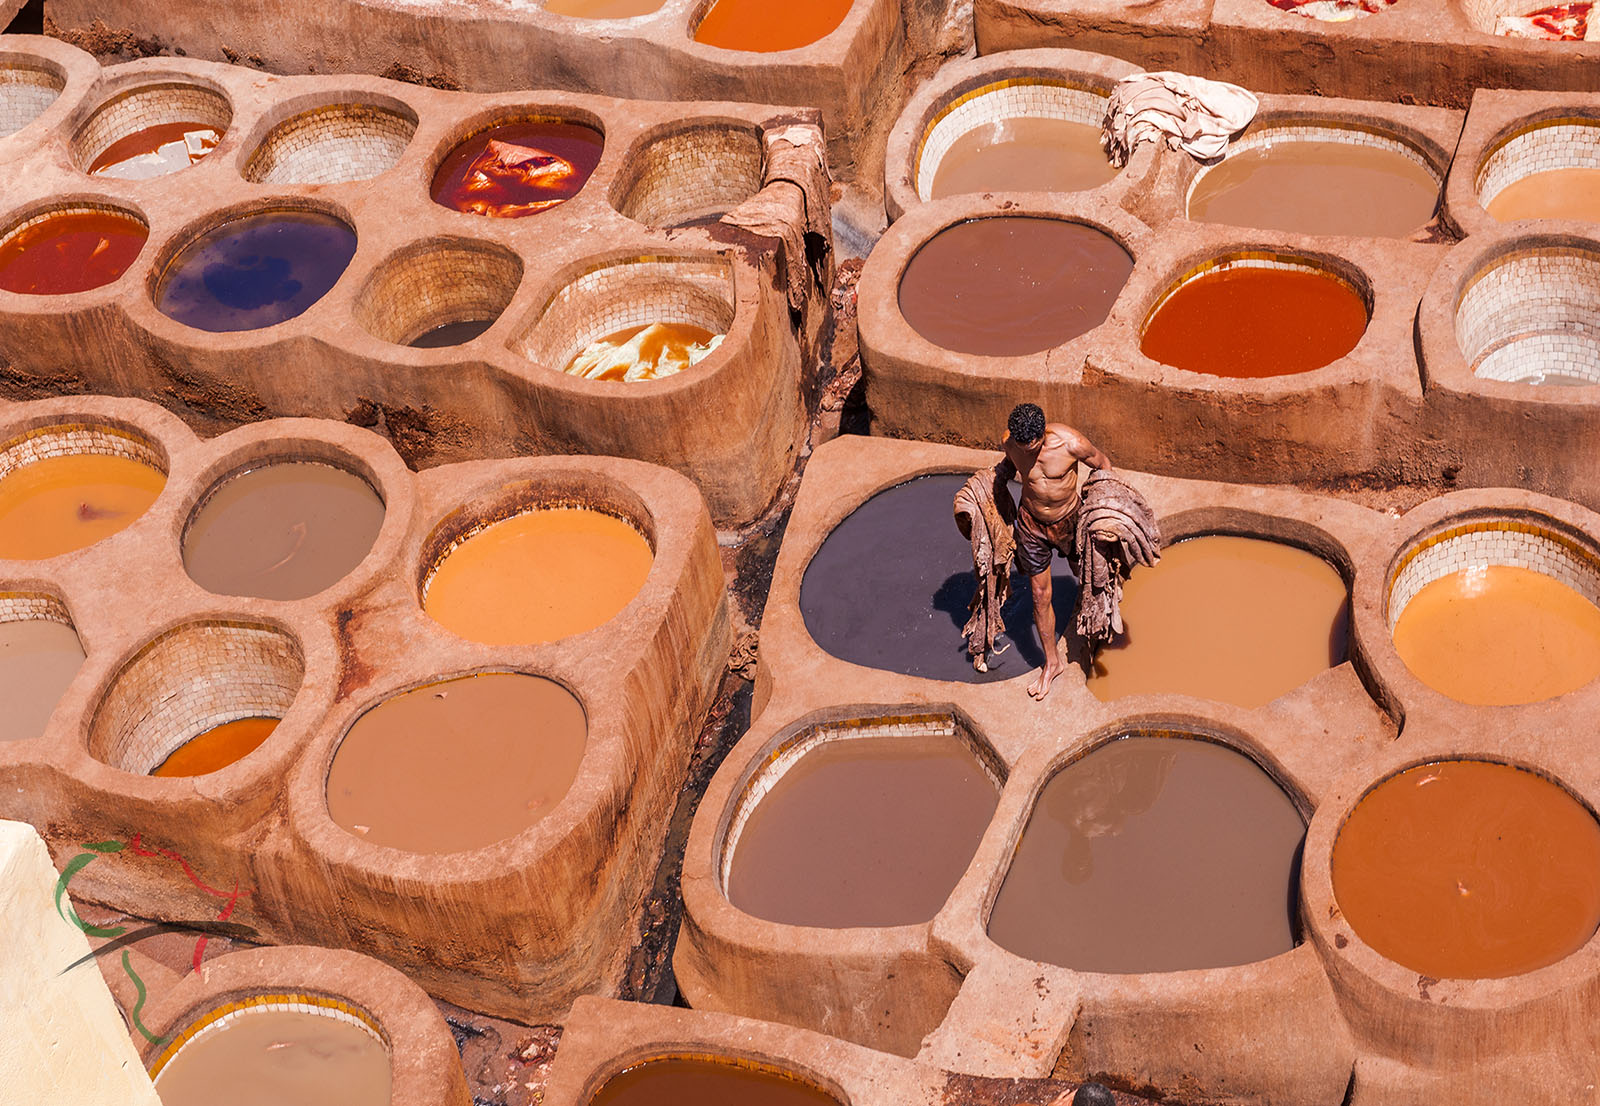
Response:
[40,0,951,187]
[674,435,1600,1105]
[0,37,826,528]
[973,0,1600,109]
[0,394,731,1023]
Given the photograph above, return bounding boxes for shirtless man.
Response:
[1001,402,1112,701]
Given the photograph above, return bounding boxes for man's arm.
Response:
[1056,424,1112,471]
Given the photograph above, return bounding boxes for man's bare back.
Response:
[1001,405,1111,701]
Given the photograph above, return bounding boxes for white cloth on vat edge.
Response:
[1101,71,1260,168]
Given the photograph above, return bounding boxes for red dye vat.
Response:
[1140,265,1368,378]
[1497,2,1590,37]
[0,210,147,295]
[430,122,604,218]
[693,0,855,51]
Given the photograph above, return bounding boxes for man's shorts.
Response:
[1013,503,1079,578]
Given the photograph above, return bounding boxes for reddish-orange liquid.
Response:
[87,121,220,178]
[430,122,604,218]
[0,211,147,295]
[151,717,278,777]
[1333,760,1600,979]
[1140,266,1368,378]
[693,0,854,51]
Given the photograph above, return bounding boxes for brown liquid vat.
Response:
[0,394,731,1024]
[0,41,827,528]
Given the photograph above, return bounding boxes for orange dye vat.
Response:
[152,717,278,777]
[1140,265,1368,378]
[0,453,165,559]
[0,210,147,295]
[693,0,854,51]
[88,121,220,179]
[1333,760,1600,979]
[430,122,604,218]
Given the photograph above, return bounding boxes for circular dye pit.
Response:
[898,217,1132,357]
[409,319,495,347]
[326,672,587,854]
[155,210,357,332]
[0,614,83,743]
[1456,247,1600,386]
[692,0,853,51]
[153,1002,390,1106]
[1188,134,1438,238]
[0,451,164,559]
[545,0,665,15]
[245,103,418,186]
[1333,760,1600,979]
[588,1057,842,1106]
[1263,0,1396,18]
[928,117,1118,200]
[726,720,999,927]
[987,736,1305,973]
[1488,168,1600,221]
[89,122,219,179]
[565,321,723,382]
[1141,260,1368,378]
[151,716,277,777]
[183,462,385,600]
[0,209,147,295]
[424,507,652,645]
[801,474,1074,683]
[1089,535,1350,708]
[431,121,604,218]
[613,125,763,228]
[1480,121,1600,223]
[1390,532,1600,705]
[0,65,65,139]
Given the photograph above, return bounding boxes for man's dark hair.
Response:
[1008,402,1046,445]
[1074,1084,1117,1106]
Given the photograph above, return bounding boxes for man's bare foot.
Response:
[1028,661,1063,700]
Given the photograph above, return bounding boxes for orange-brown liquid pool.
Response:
[0,453,165,559]
[928,116,1118,199]
[0,619,84,743]
[564,321,722,382]
[1140,266,1368,378]
[1392,564,1600,705]
[430,122,604,218]
[588,1057,842,1106]
[88,121,220,179]
[151,717,278,777]
[1089,536,1350,708]
[1333,760,1600,979]
[154,1009,391,1106]
[326,672,587,854]
[1486,167,1600,222]
[693,0,854,51]
[0,210,147,295]
[424,508,653,645]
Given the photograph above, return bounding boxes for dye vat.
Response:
[1188,138,1438,238]
[88,122,219,179]
[545,0,664,15]
[565,322,723,382]
[0,210,147,295]
[1486,169,1600,222]
[1495,3,1591,37]
[800,474,1074,683]
[183,462,385,600]
[588,1056,842,1106]
[1088,535,1350,708]
[726,724,999,927]
[0,452,165,559]
[326,672,587,854]
[409,319,495,347]
[928,117,1118,200]
[151,717,278,777]
[1392,564,1600,705]
[692,0,854,52]
[0,619,84,742]
[898,217,1132,357]
[155,210,358,332]
[431,122,604,218]
[1141,262,1368,378]
[987,736,1305,973]
[424,507,652,645]
[1332,760,1600,979]
[153,1005,390,1106]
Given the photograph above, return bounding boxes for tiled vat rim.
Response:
[915,77,1112,201]
[0,591,72,626]
[0,199,147,245]
[1141,250,1370,329]
[613,124,763,227]
[1186,120,1443,211]
[1387,518,1600,629]
[0,60,63,139]
[1455,246,1600,383]
[244,101,420,186]
[1478,118,1600,206]
[70,81,232,169]
[0,422,165,481]
[716,711,1006,891]
[147,992,387,1080]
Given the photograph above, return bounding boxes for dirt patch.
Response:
[43,15,163,60]
[343,398,469,469]
[379,61,462,91]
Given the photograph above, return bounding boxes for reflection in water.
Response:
[1044,739,1176,883]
